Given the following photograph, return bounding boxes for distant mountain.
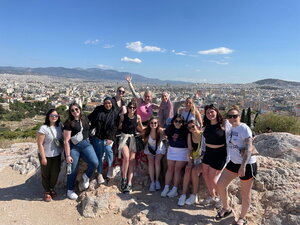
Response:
[0,66,191,85]
[254,79,300,87]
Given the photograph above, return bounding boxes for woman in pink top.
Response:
[125,75,159,126]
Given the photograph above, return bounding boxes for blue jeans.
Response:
[91,136,114,173]
[67,139,99,190]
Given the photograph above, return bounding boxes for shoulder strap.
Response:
[186,109,192,122]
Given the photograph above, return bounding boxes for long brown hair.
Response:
[65,102,88,127]
[144,116,162,147]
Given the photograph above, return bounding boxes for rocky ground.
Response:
[0,132,299,225]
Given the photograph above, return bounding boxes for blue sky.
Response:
[0,0,299,83]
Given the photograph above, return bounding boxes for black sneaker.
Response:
[123,184,132,193]
[121,178,127,191]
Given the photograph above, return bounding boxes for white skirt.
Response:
[167,146,189,161]
[144,143,166,155]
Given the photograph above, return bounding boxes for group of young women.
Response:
[37,76,257,225]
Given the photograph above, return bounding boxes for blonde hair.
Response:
[186,97,197,114]
[227,105,241,114]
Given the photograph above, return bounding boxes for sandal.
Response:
[50,190,57,198]
[44,192,52,202]
[215,208,232,221]
[234,218,248,225]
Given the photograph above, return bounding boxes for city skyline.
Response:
[1,0,299,83]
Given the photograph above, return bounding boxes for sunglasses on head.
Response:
[227,114,239,119]
[71,108,80,113]
[188,125,195,130]
[174,119,183,124]
[118,90,125,94]
[49,114,59,118]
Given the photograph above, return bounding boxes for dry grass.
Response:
[0,137,36,149]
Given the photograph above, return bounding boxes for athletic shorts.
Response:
[202,145,227,170]
[226,160,257,180]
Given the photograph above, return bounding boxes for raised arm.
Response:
[136,115,145,133]
[125,75,142,100]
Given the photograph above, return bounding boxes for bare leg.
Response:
[191,164,202,194]
[202,163,213,197]
[147,154,155,182]
[217,169,237,210]
[154,154,163,181]
[165,160,175,186]
[127,151,136,185]
[121,145,130,179]
[239,178,254,219]
[174,161,187,187]
[208,166,223,198]
[182,165,192,195]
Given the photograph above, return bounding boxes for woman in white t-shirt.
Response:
[216,106,257,225]
[37,109,63,202]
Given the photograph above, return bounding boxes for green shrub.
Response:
[254,112,300,135]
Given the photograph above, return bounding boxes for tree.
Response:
[246,107,252,127]
[241,109,246,123]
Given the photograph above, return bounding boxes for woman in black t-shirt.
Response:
[63,103,99,200]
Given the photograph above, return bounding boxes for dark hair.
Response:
[44,109,60,127]
[126,101,137,115]
[144,116,161,146]
[117,86,125,92]
[166,114,188,141]
[65,102,88,127]
[171,113,185,126]
[203,104,223,128]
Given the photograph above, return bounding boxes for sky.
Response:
[0,0,299,83]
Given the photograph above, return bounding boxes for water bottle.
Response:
[67,163,72,175]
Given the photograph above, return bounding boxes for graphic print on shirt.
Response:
[229,130,242,154]
[172,133,179,142]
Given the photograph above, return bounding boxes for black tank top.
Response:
[190,134,198,151]
[121,114,137,134]
[203,123,226,145]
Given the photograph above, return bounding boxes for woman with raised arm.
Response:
[200,104,228,207]
[125,75,159,126]
[88,97,119,184]
[118,101,144,193]
[161,114,189,198]
[37,109,63,202]
[143,116,166,192]
[178,97,203,128]
[177,120,203,206]
[158,91,174,128]
[63,103,99,200]
[215,106,257,225]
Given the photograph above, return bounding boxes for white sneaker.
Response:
[185,194,198,205]
[200,196,214,205]
[161,186,170,197]
[97,173,105,184]
[107,167,114,179]
[155,181,161,190]
[82,173,90,189]
[149,182,156,192]
[67,190,78,200]
[167,187,178,198]
[178,194,186,206]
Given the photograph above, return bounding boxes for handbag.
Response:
[147,143,157,155]
[135,134,145,152]
[49,126,63,147]
[70,121,84,145]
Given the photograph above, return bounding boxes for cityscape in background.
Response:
[0,73,299,117]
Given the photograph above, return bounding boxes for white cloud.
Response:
[121,56,142,64]
[97,64,113,69]
[103,44,114,48]
[198,47,233,55]
[84,39,100,45]
[126,41,164,52]
[206,60,229,65]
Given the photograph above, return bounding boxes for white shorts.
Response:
[167,146,189,161]
[144,144,166,155]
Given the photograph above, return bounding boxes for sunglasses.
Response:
[188,125,195,130]
[150,122,158,125]
[49,114,59,118]
[227,114,239,119]
[118,90,125,94]
[71,108,80,113]
[128,107,136,109]
[174,119,183,124]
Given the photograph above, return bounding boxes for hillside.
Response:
[254,78,300,87]
[0,66,191,85]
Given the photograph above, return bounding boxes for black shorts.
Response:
[202,146,227,170]
[225,160,257,180]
